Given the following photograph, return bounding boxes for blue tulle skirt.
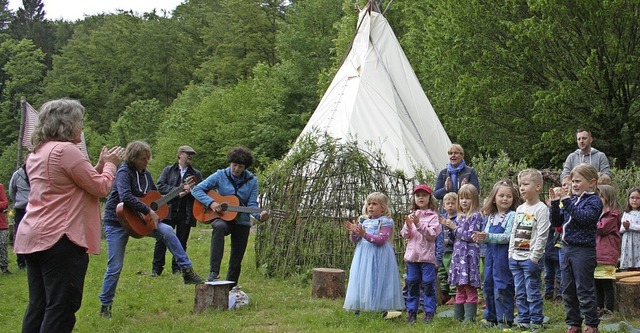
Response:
[343,240,404,311]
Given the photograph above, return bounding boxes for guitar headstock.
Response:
[184,175,197,189]
[268,209,289,219]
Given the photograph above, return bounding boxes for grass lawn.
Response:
[1,224,638,332]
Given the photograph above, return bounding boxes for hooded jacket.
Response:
[560,148,611,179]
[596,208,621,265]
[550,192,603,248]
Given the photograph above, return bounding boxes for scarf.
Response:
[446,159,466,192]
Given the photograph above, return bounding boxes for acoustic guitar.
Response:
[193,190,289,223]
[116,176,196,238]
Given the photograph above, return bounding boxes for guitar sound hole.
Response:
[150,202,158,211]
[220,203,228,212]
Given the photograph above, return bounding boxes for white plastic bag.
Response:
[228,286,250,309]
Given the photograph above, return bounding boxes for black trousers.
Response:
[209,219,250,286]
[14,208,26,267]
[22,236,88,333]
[152,217,191,273]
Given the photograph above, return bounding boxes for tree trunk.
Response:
[311,268,345,299]
[616,277,640,317]
[193,281,234,313]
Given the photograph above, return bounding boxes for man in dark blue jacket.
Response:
[151,145,203,276]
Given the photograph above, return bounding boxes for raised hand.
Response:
[445,177,452,192]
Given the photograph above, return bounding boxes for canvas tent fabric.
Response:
[295,8,451,178]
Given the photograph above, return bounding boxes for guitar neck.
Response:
[225,205,262,215]
[151,186,183,211]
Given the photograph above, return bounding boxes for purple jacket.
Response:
[596,208,621,265]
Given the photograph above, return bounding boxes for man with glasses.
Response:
[150,145,203,276]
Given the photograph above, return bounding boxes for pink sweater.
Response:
[14,141,117,255]
[401,209,441,264]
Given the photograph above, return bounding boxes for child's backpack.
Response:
[228,286,250,309]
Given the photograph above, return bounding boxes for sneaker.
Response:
[422,312,434,324]
[480,319,497,328]
[565,326,581,333]
[582,326,598,333]
[516,323,530,331]
[100,305,112,319]
[407,311,417,324]
[150,270,160,277]
[529,323,544,332]
[207,272,220,282]
[599,309,613,320]
[382,311,402,319]
[172,268,181,275]
[182,268,204,284]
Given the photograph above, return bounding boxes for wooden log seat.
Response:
[311,268,346,299]
[194,280,235,313]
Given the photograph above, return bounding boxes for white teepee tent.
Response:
[294,7,451,178]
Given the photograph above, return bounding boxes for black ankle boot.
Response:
[182,267,204,284]
[100,305,112,319]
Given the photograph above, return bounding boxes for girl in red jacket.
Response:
[595,184,621,318]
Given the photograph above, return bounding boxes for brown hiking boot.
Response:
[582,326,598,333]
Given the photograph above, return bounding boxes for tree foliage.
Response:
[394,0,640,168]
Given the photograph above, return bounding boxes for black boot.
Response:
[100,305,112,319]
[463,303,477,322]
[182,267,204,284]
[453,303,464,322]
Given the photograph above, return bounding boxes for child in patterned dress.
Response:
[440,184,483,322]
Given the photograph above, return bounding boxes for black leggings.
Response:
[594,279,615,311]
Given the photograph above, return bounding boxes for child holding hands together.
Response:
[344,192,404,314]
[550,165,602,333]
[475,180,521,328]
[440,184,483,322]
[401,185,442,324]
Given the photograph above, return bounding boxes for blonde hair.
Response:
[361,192,390,217]
[457,184,480,217]
[124,141,152,166]
[448,144,464,156]
[570,164,599,193]
[597,172,612,185]
[517,169,543,185]
[31,99,84,151]
[598,185,620,211]
[482,179,522,215]
[443,192,458,203]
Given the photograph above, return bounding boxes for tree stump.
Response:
[194,280,234,313]
[616,277,640,317]
[312,268,345,299]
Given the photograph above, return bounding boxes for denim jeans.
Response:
[210,219,250,286]
[23,236,88,333]
[561,246,599,328]
[405,262,437,314]
[509,258,544,325]
[544,253,562,296]
[99,223,192,305]
[152,216,192,273]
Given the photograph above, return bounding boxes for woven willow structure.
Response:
[256,135,425,278]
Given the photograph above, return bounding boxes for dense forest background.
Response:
[0,0,638,184]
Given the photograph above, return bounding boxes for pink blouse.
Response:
[14,141,116,255]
